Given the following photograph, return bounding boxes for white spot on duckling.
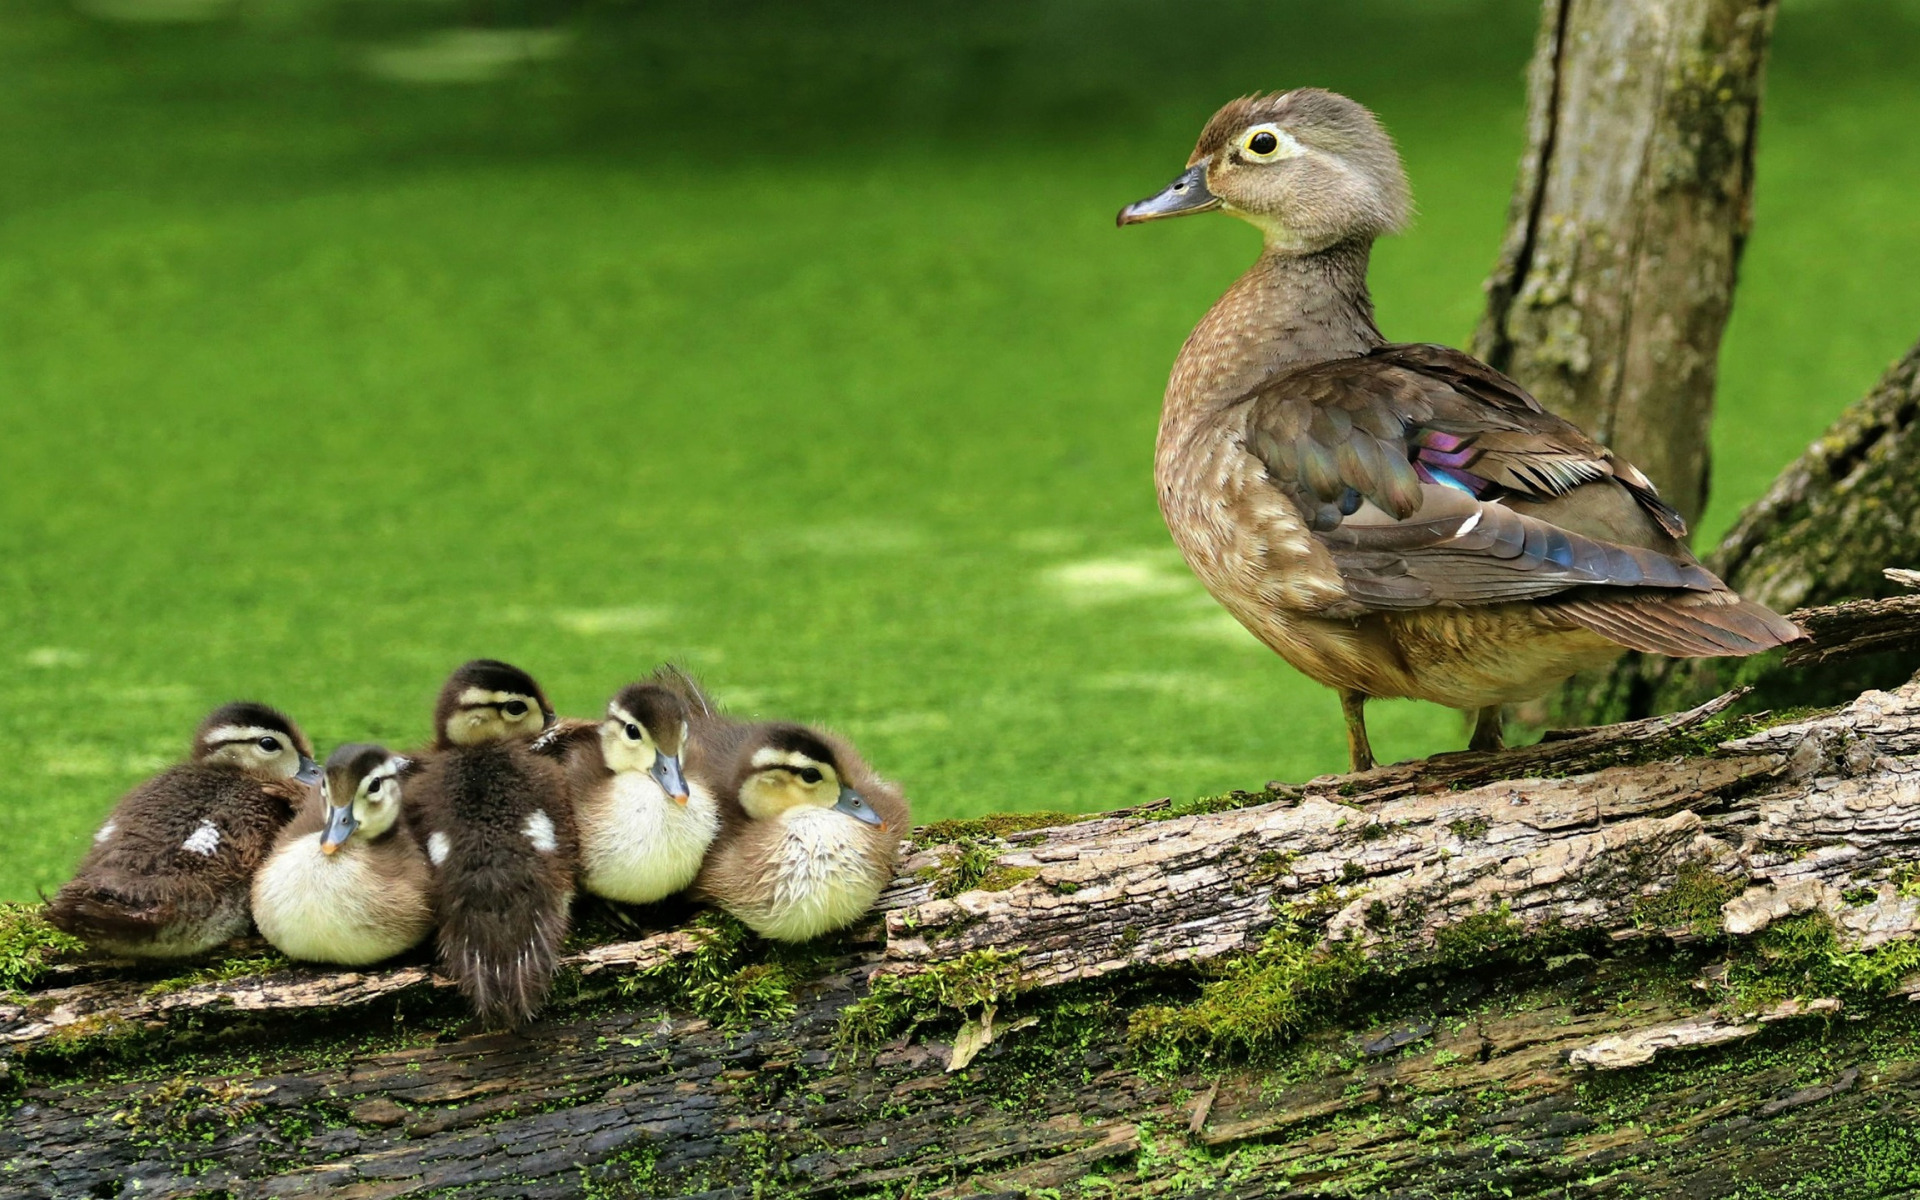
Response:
[1453,511,1483,539]
[523,810,557,853]
[428,832,451,866]
[182,819,221,857]
[95,820,117,844]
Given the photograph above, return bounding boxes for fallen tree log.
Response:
[7,628,1920,1197]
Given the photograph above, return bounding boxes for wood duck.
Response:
[44,702,319,958]
[404,659,576,1028]
[250,744,434,965]
[533,674,719,906]
[692,716,909,943]
[1118,89,1801,771]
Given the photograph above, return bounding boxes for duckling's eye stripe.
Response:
[365,760,408,786]
[750,748,822,770]
[608,706,642,731]
[456,687,529,708]
[204,725,281,747]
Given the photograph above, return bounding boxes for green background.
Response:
[4,0,1918,900]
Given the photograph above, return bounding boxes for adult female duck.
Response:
[1119,89,1800,770]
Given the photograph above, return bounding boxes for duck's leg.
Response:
[1469,704,1505,753]
[1340,689,1375,772]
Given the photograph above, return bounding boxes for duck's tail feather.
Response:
[1550,589,1805,658]
[42,884,172,947]
[435,870,571,1030]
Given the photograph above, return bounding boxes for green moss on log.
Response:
[1128,920,1367,1071]
[1634,864,1747,936]
[0,901,83,994]
[836,949,1023,1055]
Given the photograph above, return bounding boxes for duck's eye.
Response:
[368,777,384,793]
[796,767,823,785]
[1247,130,1279,156]
[624,723,642,741]
[258,736,281,753]
[502,700,528,717]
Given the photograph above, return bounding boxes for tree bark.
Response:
[7,599,1920,1199]
[1473,0,1776,530]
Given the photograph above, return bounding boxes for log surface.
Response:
[8,672,1920,1199]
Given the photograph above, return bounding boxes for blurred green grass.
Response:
[3,0,1918,899]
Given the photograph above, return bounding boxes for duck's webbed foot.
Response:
[1340,689,1375,772]
[1469,704,1505,753]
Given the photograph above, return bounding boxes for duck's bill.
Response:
[295,754,322,786]
[319,804,359,855]
[1116,165,1220,226]
[833,787,885,827]
[650,753,691,805]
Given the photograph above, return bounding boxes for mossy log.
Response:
[8,609,1920,1198]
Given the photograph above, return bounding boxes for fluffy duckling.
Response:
[45,702,319,959]
[251,744,433,965]
[1118,89,1800,769]
[405,659,575,1028]
[694,721,908,943]
[535,677,718,906]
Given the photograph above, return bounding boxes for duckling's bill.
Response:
[296,754,322,786]
[1116,164,1219,225]
[319,802,358,855]
[833,787,884,828]
[650,751,690,803]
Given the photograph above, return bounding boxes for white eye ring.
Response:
[1239,124,1302,162]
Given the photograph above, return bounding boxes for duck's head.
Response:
[1118,88,1410,255]
[318,743,410,855]
[433,659,554,749]
[193,701,320,785]
[598,683,692,802]
[734,725,886,829]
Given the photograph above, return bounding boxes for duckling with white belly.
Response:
[539,681,718,906]
[45,702,318,959]
[406,659,575,1029]
[694,724,908,943]
[251,744,434,965]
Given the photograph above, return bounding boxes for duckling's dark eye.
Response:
[258,737,281,753]
[1248,131,1279,156]
[502,700,528,717]
[624,723,642,741]
[796,767,823,785]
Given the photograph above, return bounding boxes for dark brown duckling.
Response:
[534,677,717,906]
[404,659,575,1028]
[45,702,319,959]
[1118,88,1801,770]
[251,744,434,965]
[692,716,909,943]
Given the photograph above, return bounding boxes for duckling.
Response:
[693,721,908,943]
[45,702,319,959]
[1118,89,1801,770]
[251,744,434,965]
[405,659,575,1028]
[535,677,718,906]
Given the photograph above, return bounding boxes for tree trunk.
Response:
[1473,0,1776,530]
[1590,341,1920,721]
[7,596,1920,1199]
